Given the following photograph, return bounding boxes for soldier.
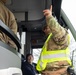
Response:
[36,5,72,75]
[0,0,17,49]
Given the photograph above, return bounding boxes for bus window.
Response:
[62,0,76,73]
[33,48,42,63]
[62,0,76,30]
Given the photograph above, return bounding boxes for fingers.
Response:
[43,5,52,12]
[43,10,50,16]
[43,5,52,17]
[50,5,52,12]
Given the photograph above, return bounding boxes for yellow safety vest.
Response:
[36,33,71,71]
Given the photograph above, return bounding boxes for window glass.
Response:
[62,0,76,54]
[61,0,76,30]
[62,0,76,72]
[33,48,42,63]
[17,32,26,54]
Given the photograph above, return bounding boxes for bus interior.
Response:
[0,0,76,75]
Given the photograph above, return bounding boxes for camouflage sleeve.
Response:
[7,21,17,50]
[7,12,18,50]
[46,16,69,45]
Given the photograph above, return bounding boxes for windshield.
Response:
[62,0,76,73]
[61,0,76,30]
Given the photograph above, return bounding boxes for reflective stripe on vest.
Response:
[36,33,71,71]
[42,52,68,59]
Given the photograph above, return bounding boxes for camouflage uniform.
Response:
[0,1,17,49]
[41,16,70,75]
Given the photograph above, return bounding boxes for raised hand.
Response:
[43,5,52,18]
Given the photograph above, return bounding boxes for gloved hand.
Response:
[67,66,76,75]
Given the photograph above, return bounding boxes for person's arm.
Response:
[43,5,69,45]
[7,12,17,49]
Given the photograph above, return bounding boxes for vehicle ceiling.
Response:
[6,0,62,48]
[6,0,62,32]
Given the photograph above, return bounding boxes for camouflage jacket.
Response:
[0,1,17,49]
[46,16,69,50]
[43,16,70,75]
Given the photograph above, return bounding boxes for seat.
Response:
[0,20,22,75]
[0,67,22,75]
[0,20,21,51]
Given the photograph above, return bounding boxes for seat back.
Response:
[0,20,21,51]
